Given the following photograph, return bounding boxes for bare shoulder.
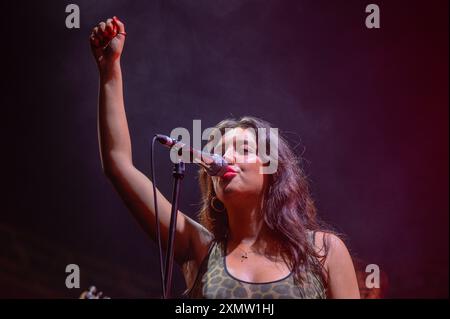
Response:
[312,231,360,298]
[311,231,353,272]
[312,231,347,250]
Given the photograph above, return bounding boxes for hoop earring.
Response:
[211,196,225,212]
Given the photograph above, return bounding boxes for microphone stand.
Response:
[163,160,185,298]
[153,134,226,298]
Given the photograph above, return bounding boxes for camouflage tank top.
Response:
[184,231,327,299]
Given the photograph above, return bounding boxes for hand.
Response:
[90,16,126,70]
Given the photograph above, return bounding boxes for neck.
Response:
[225,195,268,247]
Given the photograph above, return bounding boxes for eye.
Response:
[212,143,225,156]
[237,145,250,155]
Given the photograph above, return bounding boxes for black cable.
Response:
[151,135,166,299]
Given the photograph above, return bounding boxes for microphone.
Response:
[155,134,229,177]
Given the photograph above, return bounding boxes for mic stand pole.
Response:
[163,160,185,298]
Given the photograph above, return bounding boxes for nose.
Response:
[222,147,236,165]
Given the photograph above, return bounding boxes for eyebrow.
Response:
[213,138,259,156]
[215,137,254,147]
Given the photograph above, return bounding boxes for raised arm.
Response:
[89,17,212,266]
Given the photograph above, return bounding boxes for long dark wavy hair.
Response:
[197,116,335,286]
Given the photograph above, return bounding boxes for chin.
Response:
[219,182,245,198]
[221,184,238,195]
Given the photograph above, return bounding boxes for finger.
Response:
[90,33,100,48]
[98,22,106,33]
[98,22,108,40]
[113,16,126,34]
[105,19,116,37]
[94,26,105,43]
[96,23,111,46]
[90,27,101,47]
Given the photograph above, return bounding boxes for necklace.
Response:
[236,246,254,262]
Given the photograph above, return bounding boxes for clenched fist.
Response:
[90,16,126,70]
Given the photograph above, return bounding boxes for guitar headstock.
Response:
[79,286,110,299]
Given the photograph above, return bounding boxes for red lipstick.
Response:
[222,166,237,180]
